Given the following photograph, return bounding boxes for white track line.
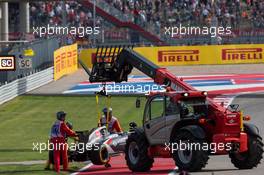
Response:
[196,83,264,91]
[0,160,45,166]
[70,162,93,175]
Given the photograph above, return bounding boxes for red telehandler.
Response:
[79,45,263,172]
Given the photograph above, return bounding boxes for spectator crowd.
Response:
[30,1,99,28]
[28,0,264,33]
[7,0,264,44]
[105,0,264,33]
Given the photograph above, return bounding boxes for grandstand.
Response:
[1,0,264,47]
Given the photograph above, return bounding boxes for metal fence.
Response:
[0,36,60,86]
[0,67,53,105]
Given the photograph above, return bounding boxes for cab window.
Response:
[144,96,164,122]
[165,96,180,115]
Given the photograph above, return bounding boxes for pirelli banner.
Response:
[54,43,78,80]
[79,44,264,67]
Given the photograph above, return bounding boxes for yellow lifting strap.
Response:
[96,94,101,127]
[95,83,112,129]
[105,95,111,130]
[240,111,244,132]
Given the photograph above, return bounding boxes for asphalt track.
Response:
[74,93,264,175]
[190,93,264,175]
[29,64,264,95]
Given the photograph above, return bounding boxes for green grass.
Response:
[0,95,145,164]
[0,162,86,175]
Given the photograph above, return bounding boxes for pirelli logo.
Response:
[222,48,263,61]
[158,50,199,62]
[0,56,16,71]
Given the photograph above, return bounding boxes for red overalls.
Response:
[50,120,76,172]
[100,116,122,133]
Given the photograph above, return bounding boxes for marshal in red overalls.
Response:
[50,111,77,173]
[100,107,122,133]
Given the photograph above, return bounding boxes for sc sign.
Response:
[0,56,16,71]
[19,58,32,69]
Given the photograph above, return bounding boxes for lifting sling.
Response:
[95,84,111,130]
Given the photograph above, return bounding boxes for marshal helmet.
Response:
[57,111,66,121]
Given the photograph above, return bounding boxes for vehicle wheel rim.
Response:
[234,152,248,161]
[101,147,108,160]
[177,141,192,164]
[129,141,139,165]
[100,146,109,162]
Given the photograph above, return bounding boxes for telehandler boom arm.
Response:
[87,46,195,92]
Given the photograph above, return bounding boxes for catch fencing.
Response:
[0,36,60,86]
[0,67,53,105]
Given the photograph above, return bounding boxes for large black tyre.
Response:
[172,130,209,171]
[89,144,110,165]
[125,128,154,172]
[229,134,263,169]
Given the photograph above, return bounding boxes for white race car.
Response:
[69,126,128,165]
